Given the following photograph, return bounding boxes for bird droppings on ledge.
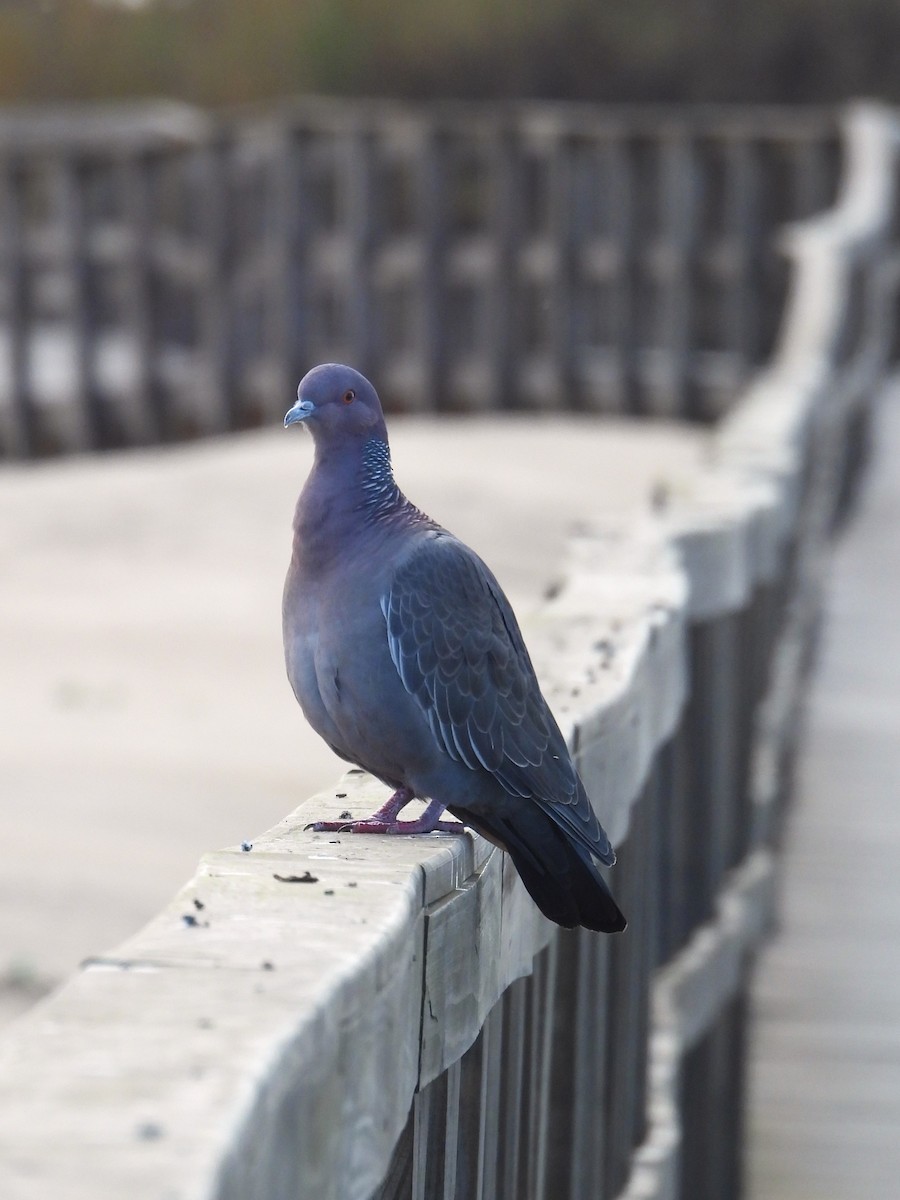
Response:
[181,913,205,928]
[135,1122,164,1142]
[261,961,275,971]
[324,889,334,895]
[241,841,253,852]
[192,898,205,911]
[593,637,615,665]
[650,480,671,511]
[273,871,318,884]
[346,881,357,888]
[335,792,347,798]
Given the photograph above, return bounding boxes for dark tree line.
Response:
[0,0,895,106]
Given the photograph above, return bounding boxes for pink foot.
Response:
[306,790,462,835]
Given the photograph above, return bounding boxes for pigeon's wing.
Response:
[381,532,614,866]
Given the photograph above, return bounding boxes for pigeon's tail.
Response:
[451,805,627,934]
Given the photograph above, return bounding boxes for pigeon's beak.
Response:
[284,397,316,428]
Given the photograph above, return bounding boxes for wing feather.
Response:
[381,533,614,866]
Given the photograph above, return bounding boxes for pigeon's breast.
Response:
[317,605,437,785]
[282,584,348,758]
[284,555,437,787]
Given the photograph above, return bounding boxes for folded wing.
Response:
[381,532,615,867]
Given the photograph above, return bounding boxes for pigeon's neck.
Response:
[293,435,429,569]
[354,437,437,532]
[356,437,406,523]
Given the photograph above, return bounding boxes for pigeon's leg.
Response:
[362,795,463,835]
[358,786,416,826]
[307,790,462,835]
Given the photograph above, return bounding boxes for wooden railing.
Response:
[0,103,897,1200]
[0,101,841,457]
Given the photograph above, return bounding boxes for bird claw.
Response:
[305,816,463,836]
[305,788,463,836]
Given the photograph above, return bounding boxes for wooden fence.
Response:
[0,100,841,457]
[0,103,897,1200]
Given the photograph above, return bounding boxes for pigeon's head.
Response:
[284,364,386,443]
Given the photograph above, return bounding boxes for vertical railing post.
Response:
[524,937,559,1200]
[476,1002,504,1200]
[609,131,640,414]
[344,123,379,377]
[487,121,520,409]
[59,155,100,450]
[271,119,311,409]
[657,125,699,418]
[417,122,449,411]
[604,789,651,1198]
[724,135,763,375]
[442,1059,462,1199]
[547,130,577,409]
[122,148,162,442]
[568,930,611,1199]
[498,980,527,1200]
[198,129,235,431]
[790,134,832,219]
[1,156,36,457]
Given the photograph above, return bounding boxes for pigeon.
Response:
[282,364,626,933]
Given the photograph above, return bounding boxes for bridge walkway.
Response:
[747,382,900,1198]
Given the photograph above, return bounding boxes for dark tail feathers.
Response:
[451,805,626,933]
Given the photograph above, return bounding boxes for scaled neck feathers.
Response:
[356,437,429,527]
[295,435,435,571]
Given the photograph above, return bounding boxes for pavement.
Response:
[0,413,707,1025]
[746,384,900,1198]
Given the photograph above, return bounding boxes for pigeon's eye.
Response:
[342,389,356,404]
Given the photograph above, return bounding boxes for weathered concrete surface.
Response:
[0,415,708,1024]
[747,384,900,1198]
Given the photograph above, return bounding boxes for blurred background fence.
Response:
[0,101,843,457]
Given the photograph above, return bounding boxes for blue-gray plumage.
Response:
[282,364,625,932]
